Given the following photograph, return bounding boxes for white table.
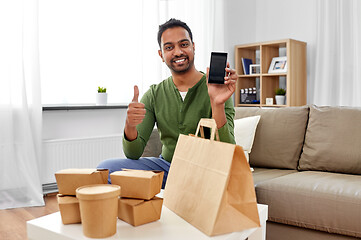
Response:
[27,204,267,240]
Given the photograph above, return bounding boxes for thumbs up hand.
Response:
[125,85,146,140]
[132,85,140,103]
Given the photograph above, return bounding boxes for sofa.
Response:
[142,105,361,240]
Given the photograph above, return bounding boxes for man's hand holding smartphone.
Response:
[208,52,228,84]
[207,52,237,105]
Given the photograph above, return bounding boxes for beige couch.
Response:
[143,105,361,240]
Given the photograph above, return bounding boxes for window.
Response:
[39,0,224,104]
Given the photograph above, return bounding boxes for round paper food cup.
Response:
[76,184,120,238]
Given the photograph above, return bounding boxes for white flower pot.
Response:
[275,95,285,105]
[96,93,108,105]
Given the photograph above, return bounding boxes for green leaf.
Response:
[97,86,106,93]
[275,88,286,95]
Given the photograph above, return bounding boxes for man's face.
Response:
[158,27,195,74]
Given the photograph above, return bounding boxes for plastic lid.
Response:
[76,184,120,200]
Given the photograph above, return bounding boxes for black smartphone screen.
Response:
[208,52,227,84]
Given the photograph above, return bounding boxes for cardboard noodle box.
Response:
[55,168,109,195]
[118,197,163,227]
[110,169,163,200]
[57,194,81,225]
[76,184,121,238]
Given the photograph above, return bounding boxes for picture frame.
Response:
[268,56,287,73]
[249,64,260,75]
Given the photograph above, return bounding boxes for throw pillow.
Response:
[235,106,309,169]
[234,115,261,154]
[298,105,361,174]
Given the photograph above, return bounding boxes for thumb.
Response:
[132,85,139,102]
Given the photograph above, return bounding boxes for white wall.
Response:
[224,0,317,103]
[43,109,127,140]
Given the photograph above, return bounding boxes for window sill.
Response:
[42,104,128,111]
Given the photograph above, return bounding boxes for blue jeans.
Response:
[97,156,170,189]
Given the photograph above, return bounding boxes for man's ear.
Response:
[158,50,165,62]
[192,42,195,52]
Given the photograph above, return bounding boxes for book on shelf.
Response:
[241,58,252,75]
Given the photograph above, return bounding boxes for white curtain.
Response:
[0,0,44,209]
[313,0,361,106]
[39,0,224,104]
[39,0,163,104]
[160,0,225,78]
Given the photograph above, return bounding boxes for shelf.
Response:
[237,104,261,107]
[236,104,288,108]
[238,73,286,77]
[261,105,287,108]
[238,74,260,78]
[235,39,307,107]
[262,73,287,77]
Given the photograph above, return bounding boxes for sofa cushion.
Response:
[252,167,298,186]
[255,171,361,238]
[267,222,361,240]
[298,105,361,174]
[142,128,162,157]
[235,106,309,169]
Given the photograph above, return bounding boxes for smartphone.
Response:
[208,52,228,84]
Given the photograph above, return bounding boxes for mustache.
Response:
[171,55,188,62]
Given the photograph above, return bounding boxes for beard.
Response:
[166,55,195,74]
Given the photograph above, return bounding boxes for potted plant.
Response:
[96,86,107,105]
[275,88,286,105]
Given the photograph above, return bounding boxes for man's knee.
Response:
[97,158,127,170]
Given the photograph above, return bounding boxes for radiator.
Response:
[41,135,124,186]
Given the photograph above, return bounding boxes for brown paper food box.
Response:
[57,194,81,224]
[110,169,163,200]
[118,197,163,227]
[76,184,121,239]
[55,169,109,195]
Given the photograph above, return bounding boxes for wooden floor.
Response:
[0,194,59,240]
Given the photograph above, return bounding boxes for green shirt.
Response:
[123,74,235,162]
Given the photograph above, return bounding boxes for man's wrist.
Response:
[124,125,138,141]
[210,101,225,111]
[210,102,227,129]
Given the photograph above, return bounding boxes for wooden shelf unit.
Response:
[234,39,307,107]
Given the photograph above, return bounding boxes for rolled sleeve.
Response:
[218,98,235,144]
[122,134,146,160]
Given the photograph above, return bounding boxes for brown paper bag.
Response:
[164,118,260,236]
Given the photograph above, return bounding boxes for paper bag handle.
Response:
[195,118,220,141]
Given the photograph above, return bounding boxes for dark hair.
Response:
[157,18,193,48]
